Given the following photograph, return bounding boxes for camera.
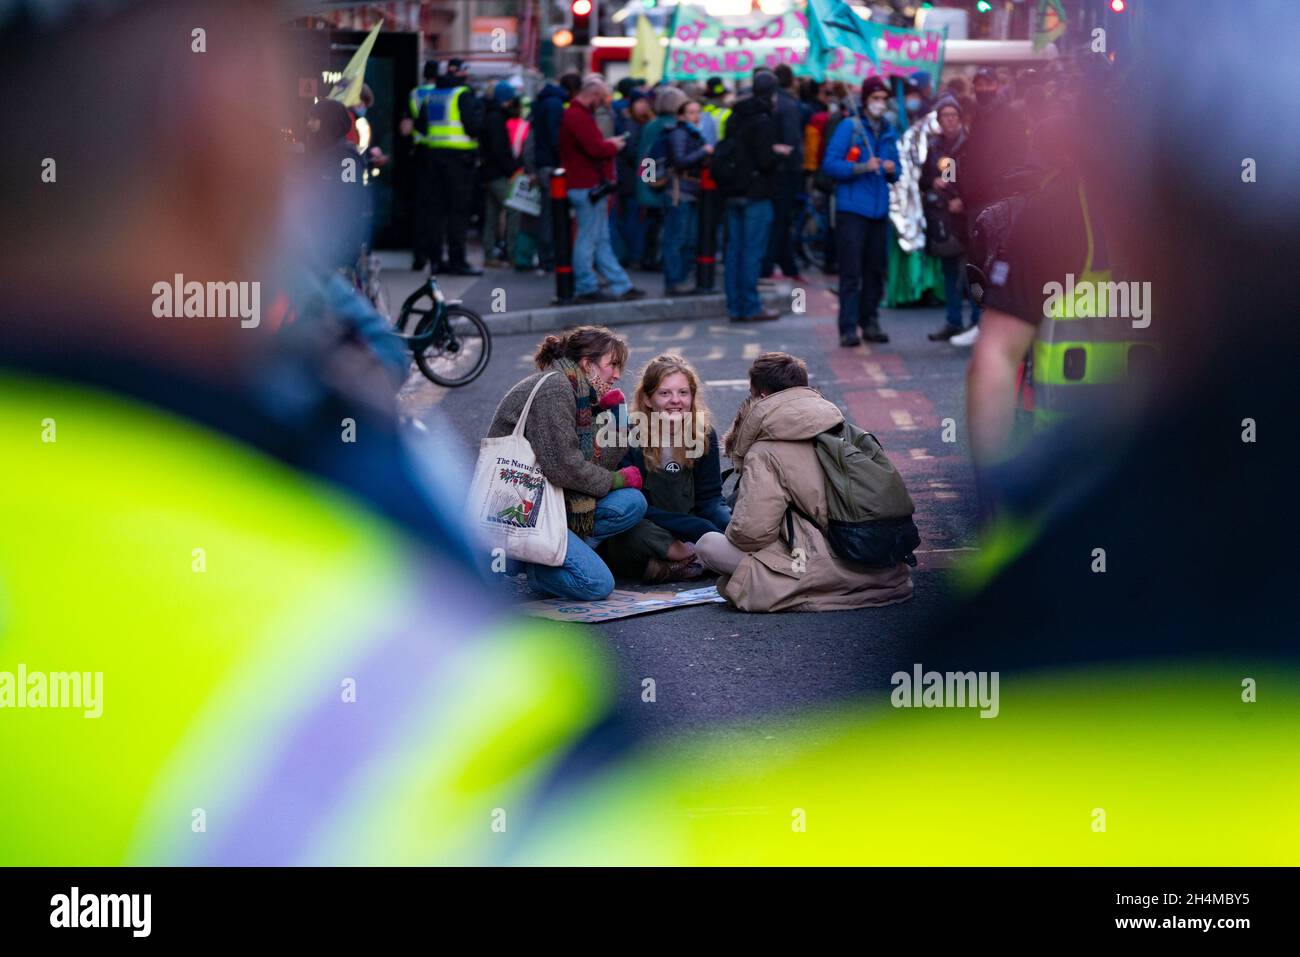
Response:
[588,181,616,204]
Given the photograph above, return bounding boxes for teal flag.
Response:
[807,0,946,90]
[1034,0,1068,52]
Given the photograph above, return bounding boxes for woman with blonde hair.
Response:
[604,354,731,584]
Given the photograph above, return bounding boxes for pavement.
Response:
[375,250,787,336]
[392,247,983,745]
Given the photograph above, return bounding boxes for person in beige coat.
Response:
[696,353,914,612]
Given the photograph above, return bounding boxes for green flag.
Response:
[1033,0,1067,53]
[328,20,382,108]
[630,13,665,86]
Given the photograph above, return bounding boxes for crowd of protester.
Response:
[397,57,1090,340]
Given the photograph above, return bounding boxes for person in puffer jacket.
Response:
[662,98,713,295]
[821,76,901,347]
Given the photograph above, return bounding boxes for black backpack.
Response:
[710,128,754,197]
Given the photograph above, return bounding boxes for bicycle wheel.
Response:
[413,305,492,387]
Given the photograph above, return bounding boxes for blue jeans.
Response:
[940,253,982,329]
[525,488,647,601]
[724,198,773,319]
[662,200,699,289]
[568,188,632,297]
[694,497,732,534]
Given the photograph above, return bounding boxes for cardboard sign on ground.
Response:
[521,585,727,623]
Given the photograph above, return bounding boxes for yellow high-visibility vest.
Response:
[1031,182,1158,427]
[425,85,476,151]
[704,102,731,139]
[408,83,439,148]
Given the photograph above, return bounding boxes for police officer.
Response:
[701,76,731,146]
[403,59,484,275]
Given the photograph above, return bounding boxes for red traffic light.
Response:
[1110,0,1126,11]
[571,0,592,45]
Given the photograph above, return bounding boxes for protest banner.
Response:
[664,2,810,82]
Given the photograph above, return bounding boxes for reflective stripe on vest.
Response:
[409,83,439,148]
[426,85,476,150]
[0,375,611,864]
[1031,182,1157,426]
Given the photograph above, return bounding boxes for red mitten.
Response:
[597,388,626,410]
[616,465,643,491]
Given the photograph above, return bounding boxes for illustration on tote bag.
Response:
[488,465,547,529]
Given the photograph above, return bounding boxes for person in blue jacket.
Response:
[604,355,730,584]
[821,77,901,347]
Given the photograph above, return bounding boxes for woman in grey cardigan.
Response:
[486,325,646,600]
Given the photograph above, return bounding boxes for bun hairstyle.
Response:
[633,354,712,471]
[533,325,630,372]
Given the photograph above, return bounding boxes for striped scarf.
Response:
[552,357,608,537]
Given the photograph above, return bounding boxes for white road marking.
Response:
[646,326,695,342]
[890,409,916,429]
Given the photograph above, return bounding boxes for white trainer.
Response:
[950,325,980,347]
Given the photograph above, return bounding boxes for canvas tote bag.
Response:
[469,372,569,567]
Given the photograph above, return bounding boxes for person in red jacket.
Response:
[559,75,647,303]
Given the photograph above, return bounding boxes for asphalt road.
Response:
[408,270,981,741]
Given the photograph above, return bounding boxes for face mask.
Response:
[905,97,922,113]
[354,106,367,118]
[867,99,887,118]
[976,90,996,106]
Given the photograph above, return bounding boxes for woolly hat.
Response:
[655,86,688,115]
[933,92,963,117]
[861,76,890,99]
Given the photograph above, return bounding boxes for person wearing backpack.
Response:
[636,87,688,271]
[716,71,786,323]
[695,353,914,612]
[821,77,900,346]
[662,98,713,296]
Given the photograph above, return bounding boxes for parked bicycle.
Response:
[395,274,492,388]
[792,188,832,273]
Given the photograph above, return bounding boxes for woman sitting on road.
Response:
[485,325,646,601]
[604,354,731,584]
[696,352,914,612]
